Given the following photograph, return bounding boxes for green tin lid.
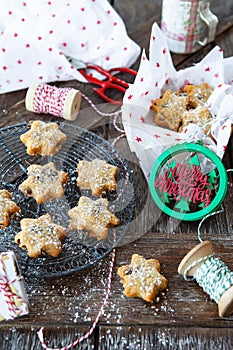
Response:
[149,143,228,221]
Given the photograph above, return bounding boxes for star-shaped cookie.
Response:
[68,196,119,240]
[151,89,188,131]
[14,214,67,258]
[0,190,20,229]
[19,162,68,204]
[183,82,213,108]
[117,254,168,302]
[20,120,67,156]
[76,159,118,196]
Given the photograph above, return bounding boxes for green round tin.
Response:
[149,143,228,221]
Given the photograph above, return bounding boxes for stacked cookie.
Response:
[151,83,214,134]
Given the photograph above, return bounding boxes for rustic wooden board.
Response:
[0,1,233,349]
[99,326,233,350]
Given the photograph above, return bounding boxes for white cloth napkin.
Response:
[0,0,140,93]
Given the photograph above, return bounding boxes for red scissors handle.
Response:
[109,66,137,77]
[78,64,137,105]
[93,83,127,106]
[78,65,112,86]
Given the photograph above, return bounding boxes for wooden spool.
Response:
[178,241,233,317]
[25,84,81,121]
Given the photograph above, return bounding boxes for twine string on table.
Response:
[80,92,126,144]
[38,125,132,348]
[80,91,126,143]
[0,254,28,319]
[80,91,121,118]
[37,114,131,348]
[38,246,116,350]
[27,83,126,142]
[197,207,224,242]
[112,111,126,146]
[197,169,233,242]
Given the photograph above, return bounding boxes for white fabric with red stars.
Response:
[122,22,233,180]
[0,0,140,93]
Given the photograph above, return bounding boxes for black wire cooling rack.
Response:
[0,122,136,278]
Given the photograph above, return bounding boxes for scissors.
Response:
[77,63,137,105]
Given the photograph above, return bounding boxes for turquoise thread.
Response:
[184,254,233,303]
[197,207,224,242]
[182,117,230,143]
[197,169,233,242]
[186,169,233,305]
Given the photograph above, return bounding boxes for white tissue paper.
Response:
[0,0,140,93]
[122,22,233,180]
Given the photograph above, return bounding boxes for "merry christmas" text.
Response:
[154,163,212,207]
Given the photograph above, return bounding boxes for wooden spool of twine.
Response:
[178,240,233,317]
[25,83,81,121]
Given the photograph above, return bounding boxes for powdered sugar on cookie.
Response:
[20,120,67,156]
[68,196,119,240]
[19,162,68,204]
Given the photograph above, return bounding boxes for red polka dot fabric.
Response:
[0,0,140,93]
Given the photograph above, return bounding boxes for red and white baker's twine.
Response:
[80,92,126,145]
[80,91,122,118]
[31,84,126,141]
[32,83,122,118]
[31,84,126,349]
[38,143,130,349]
[33,84,72,118]
[38,247,116,350]
[0,253,28,319]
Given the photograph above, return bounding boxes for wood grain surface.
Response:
[0,1,233,349]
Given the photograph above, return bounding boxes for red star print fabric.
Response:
[122,23,233,180]
[0,0,140,93]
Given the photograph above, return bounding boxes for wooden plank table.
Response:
[0,1,233,349]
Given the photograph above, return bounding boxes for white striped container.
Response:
[161,0,218,54]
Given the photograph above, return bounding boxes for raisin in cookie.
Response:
[19,162,68,204]
[68,196,119,240]
[118,254,168,302]
[179,106,213,134]
[76,159,118,197]
[20,120,67,156]
[15,214,66,258]
[184,83,213,108]
[0,190,20,229]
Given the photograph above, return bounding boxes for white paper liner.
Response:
[122,22,233,180]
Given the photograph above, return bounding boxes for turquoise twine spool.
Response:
[178,241,233,317]
[178,169,233,317]
[184,253,233,304]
